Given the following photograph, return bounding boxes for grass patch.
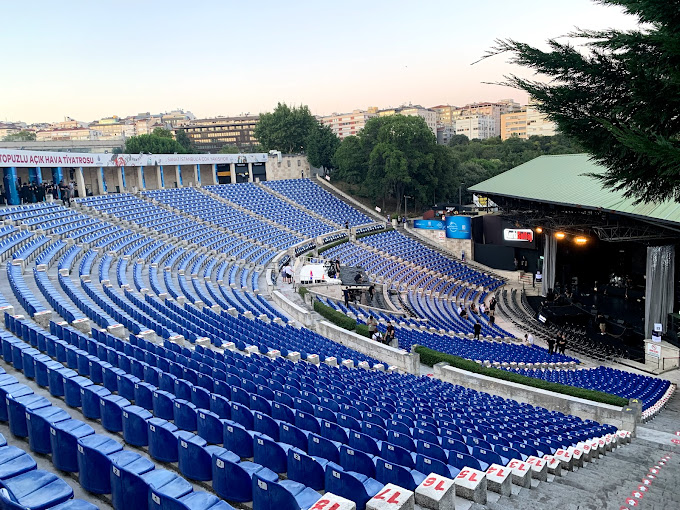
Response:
[414,345,629,407]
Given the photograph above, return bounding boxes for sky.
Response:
[0,0,640,124]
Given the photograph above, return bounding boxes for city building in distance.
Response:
[500,102,558,140]
[177,116,259,153]
[319,110,377,140]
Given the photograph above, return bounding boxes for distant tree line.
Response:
[253,102,582,214]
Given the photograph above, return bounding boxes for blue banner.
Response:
[413,219,445,230]
[445,216,471,239]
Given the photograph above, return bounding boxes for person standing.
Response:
[489,296,497,317]
[343,288,350,308]
[367,316,378,337]
[558,335,567,355]
[547,337,556,355]
[473,321,481,340]
[597,313,606,335]
[385,322,396,345]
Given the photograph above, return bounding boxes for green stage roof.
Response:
[469,153,680,227]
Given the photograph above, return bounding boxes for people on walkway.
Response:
[367,316,378,337]
[547,337,556,355]
[385,322,395,345]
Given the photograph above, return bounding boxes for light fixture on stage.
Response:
[535,227,543,234]
[574,236,588,245]
[554,231,566,240]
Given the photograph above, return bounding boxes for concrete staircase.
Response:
[476,441,678,510]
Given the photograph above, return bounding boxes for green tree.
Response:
[447,134,469,147]
[152,127,173,139]
[124,134,187,154]
[306,123,340,171]
[254,103,316,153]
[332,135,366,185]
[485,0,680,203]
[175,130,194,152]
[2,130,36,142]
[333,115,453,213]
[219,145,240,154]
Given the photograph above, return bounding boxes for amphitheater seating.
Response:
[207,183,337,239]
[505,366,672,411]
[0,187,666,510]
[263,179,373,227]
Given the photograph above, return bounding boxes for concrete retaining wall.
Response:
[271,290,420,373]
[433,363,639,433]
[316,320,420,374]
[272,291,312,327]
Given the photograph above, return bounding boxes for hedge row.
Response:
[414,345,629,407]
[318,238,349,255]
[356,226,392,240]
[313,299,356,331]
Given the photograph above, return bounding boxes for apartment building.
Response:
[319,110,377,140]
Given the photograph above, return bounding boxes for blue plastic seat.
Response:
[152,390,176,420]
[50,419,95,472]
[6,394,50,438]
[381,442,416,469]
[148,418,180,463]
[173,399,198,431]
[320,421,349,444]
[0,445,37,479]
[146,470,192,509]
[0,383,32,421]
[324,462,383,510]
[170,491,236,510]
[308,434,340,463]
[197,409,223,445]
[110,450,155,510]
[48,366,77,397]
[448,450,487,472]
[253,412,279,441]
[26,406,71,454]
[287,447,329,491]
[279,423,308,451]
[223,420,255,458]
[209,394,231,419]
[375,458,427,491]
[178,433,227,482]
[212,450,276,503]
[77,434,124,494]
[253,433,292,474]
[415,454,459,479]
[0,469,74,510]
[51,500,100,510]
[100,395,131,432]
[122,405,153,446]
[253,470,321,510]
[81,385,111,420]
[63,375,93,408]
[134,382,156,411]
[472,446,505,468]
[340,445,376,478]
